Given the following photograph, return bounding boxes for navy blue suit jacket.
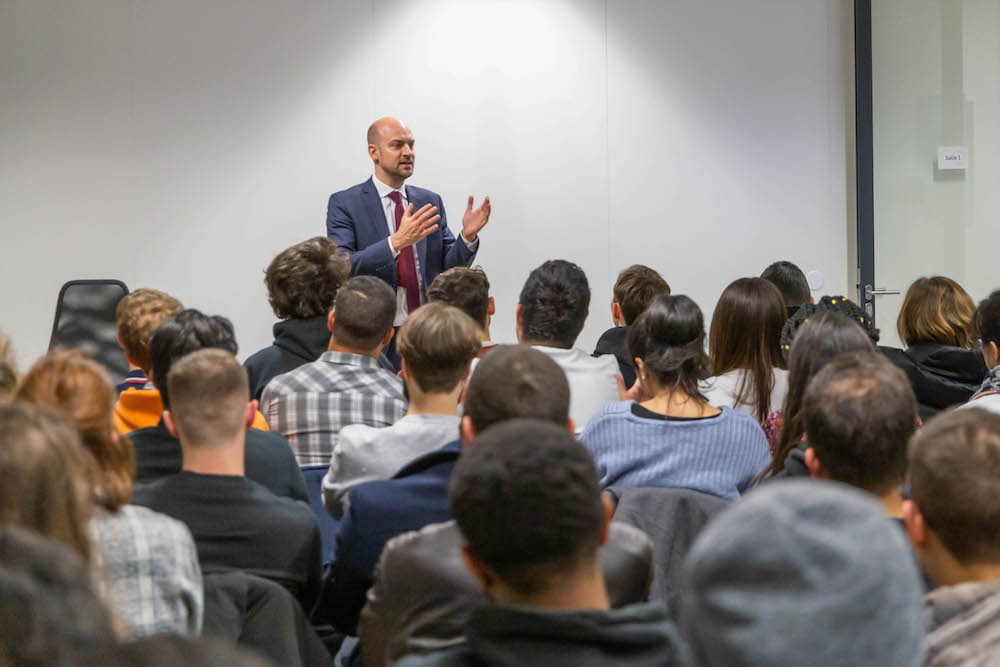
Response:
[317,439,461,634]
[326,178,477,292]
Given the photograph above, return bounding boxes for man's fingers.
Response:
[405,203,415,216]
[419,223,439,239]
[419,214,441,230]
[411,205,438,224]
[466,195,474,211]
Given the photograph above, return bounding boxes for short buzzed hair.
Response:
[463,346,570,433]
[116,288,183,373]
[332,276,396,350]
[909,408,1000,563]
[761,261,810,308]
[427,267,491,329]
[613,265,671,325]
[167,349,249,447]
[803,351,916,493]
[449,419,604,594]
[396,303,481,394]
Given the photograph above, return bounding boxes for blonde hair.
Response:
[397,303,482,394]
[897,276,976,348]
[116,288,183,374]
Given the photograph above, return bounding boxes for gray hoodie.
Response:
[924,578,1000,666]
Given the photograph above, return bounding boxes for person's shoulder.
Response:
[128,476,173,506]
[583,401,633,430]
[404,183,442,202]
[114,505,193,541]
[245,479,312,520]
[244,344,279,371]
[329,178,372,202]
[718,406,763,427]
[337,422,381,448]
[246,426,292,449]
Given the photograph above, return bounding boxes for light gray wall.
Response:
[0,0,854,369]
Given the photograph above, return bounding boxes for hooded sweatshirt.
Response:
[396,601,683,667]
[245,316,331,401]
[881,343,987,421]
[924,578,1000,666]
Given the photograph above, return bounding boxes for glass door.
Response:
[857,0,1000,348]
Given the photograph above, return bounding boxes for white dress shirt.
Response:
[371,174,479,326]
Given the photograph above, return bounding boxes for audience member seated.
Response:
[761,298,878,460]
[262,276,406,466]
[703,277,787,422]
[112,288,183,431]
[79,635,273,667]
[680,480,925,667]
[322,302,480,519]
[593,265,670,389]
[17,350,203,637]
[319,345,573,635]
[427,266,497,356]
[881,276,987,420]
[0,402,95,560]
[581,294,769,500]
[0,525,116,666]
[760,260,812,319]
[961,288,1000,415]
[244,236,352,401]
[132,349,322,610]
[396,420,685,666]
[129,309,305,501]
[0,330,17,400]
[517,259,619,433]
[905,408,1000,665]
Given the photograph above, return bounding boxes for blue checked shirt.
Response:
[261,351,407,466]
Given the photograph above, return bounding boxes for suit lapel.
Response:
[362,177,390,242]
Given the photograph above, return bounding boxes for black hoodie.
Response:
[244,316,331,401]
[880,343,987,421]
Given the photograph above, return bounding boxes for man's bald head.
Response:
[367,117,408,146]
[367,117,415,186]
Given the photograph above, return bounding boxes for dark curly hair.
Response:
[780,295,878,361]
[518,260,590,348]
[973,289,1000,349]
[264,237,351,320]
[627,294,710,401]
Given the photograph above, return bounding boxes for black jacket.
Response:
[594,326,635,388]
[880,344,987,421]
[245,316,331,401]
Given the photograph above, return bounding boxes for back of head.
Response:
[518,260,590,348]
[974,289,1000,355]
[709,277,786,420]
[116,288,183,374]
[265,236,350,320]
[627,294,709,401]
[681,479,924,667]
[149,309,238,409]
[0,402,93,560]
[332,276,397,350]
[167,348,250,448]
[613,265,671,326]
[449,419,604,595]
[761,261,810,308]
[0,331,16,399]
[909,408,1000,564]
[463,345,570,433]
[427,266,492,330]
[396,303,481,394]
[765,310,876,479]
[803,351,916,493]
[0,525,115,666]
[17,349,136,511]
[780,295,879,357]
[897,276,976,348]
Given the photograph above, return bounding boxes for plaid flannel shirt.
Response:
[261,351,407,466]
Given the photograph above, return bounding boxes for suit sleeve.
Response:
[327,193,396,280]
[438,196,478,271]
[316,489,378,634]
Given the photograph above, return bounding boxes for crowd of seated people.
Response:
[4,238,1000,665]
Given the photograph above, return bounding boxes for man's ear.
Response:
[487,296,495,317]
[461,545,494,595]
[399,357,410,381]
[460,415,476,445]
[599,493,614,546]
[163,410,179,439]
[368,143,379,163]
[903,500,928,550]
[565,418,576,435]
[984,341,1000,369]
[245,401,257,431]
[327,310,336,333]
[804,447,825,479]
[611,302,623,325]
[379,327,395,349]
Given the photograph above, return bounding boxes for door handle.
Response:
[864,284,901,301]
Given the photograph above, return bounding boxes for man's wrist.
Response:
[461,232,480,248]
[387,236,400,258]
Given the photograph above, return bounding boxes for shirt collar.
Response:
[372,174,406,201]
[319,350,383,369]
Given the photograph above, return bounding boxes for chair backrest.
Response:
[49,280,129,379]
[606,486,731,604]
[300,465,340,564]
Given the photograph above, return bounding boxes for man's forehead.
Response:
[381,123,413,142]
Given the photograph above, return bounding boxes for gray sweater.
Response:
[924,578,1000,666]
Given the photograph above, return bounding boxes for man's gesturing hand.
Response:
[391,203,440,252]
[461,196,491,242]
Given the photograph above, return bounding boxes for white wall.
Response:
[0,0,854,369]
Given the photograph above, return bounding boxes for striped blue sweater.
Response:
[580,402,770,501]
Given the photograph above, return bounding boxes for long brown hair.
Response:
[897,276,976,348]
[17,349,136,511]
[0,402,95,560]
[709,278,787,421]
[763,312,875,479]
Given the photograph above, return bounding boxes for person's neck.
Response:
[406,383,462,416]
[640,388,716,418]
[878,486,905,518]
[495,563,609,612]
[374,169,406,191]
[328,340,380,359]
[524,339,570,350]
[930,556,1000,588]
[181,438,245,477]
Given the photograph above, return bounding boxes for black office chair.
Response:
[49,280,130,379]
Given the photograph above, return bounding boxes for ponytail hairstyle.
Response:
[627,294,710,402]
[709,277,787,421]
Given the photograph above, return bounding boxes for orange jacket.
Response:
[114,388,269,434]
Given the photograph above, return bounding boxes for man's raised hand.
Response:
[391,203,440,251]
[461,196,491,242]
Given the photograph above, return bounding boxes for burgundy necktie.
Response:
[387,191,421,313]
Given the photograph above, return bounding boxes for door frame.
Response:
[854,0,876,320]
